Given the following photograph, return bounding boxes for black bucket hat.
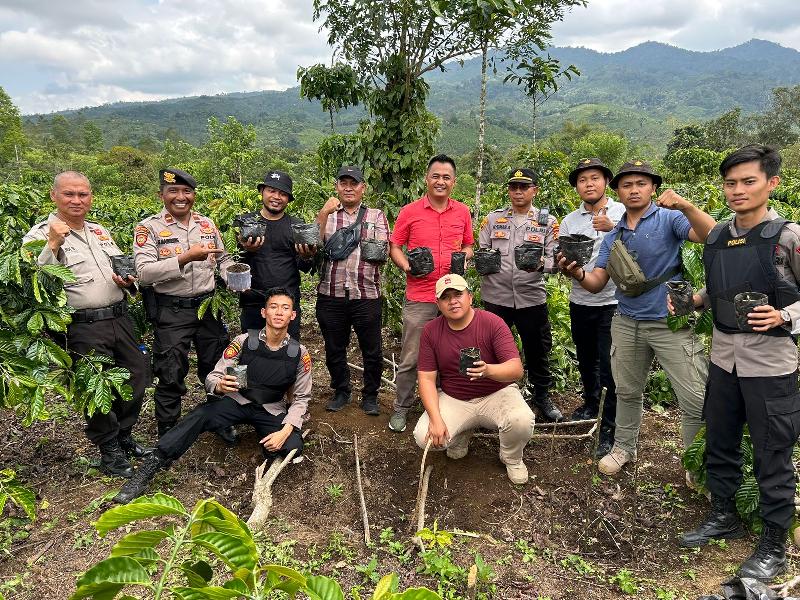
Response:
[257,170,294,200]
[568,158,614,187]
[609,160,663,190]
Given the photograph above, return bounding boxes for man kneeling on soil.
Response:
[113,288,312,503]
[413,274,535,484]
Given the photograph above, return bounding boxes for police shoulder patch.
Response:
[479,216,489,230]
[224,340,241,360]
[301,352,312,373]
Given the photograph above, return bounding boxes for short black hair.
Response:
[427,154,457,174]
[264,287,295,308]
[720,144,781,179]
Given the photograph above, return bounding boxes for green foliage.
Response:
[298,63,363,132]
[0,469,36,521]
[0,85,26,170]
[569,131,628,172]
[73,494,441,600]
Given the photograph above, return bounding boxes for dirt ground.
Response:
[0,317,796,599]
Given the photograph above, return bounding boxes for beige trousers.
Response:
[413,384,535,464]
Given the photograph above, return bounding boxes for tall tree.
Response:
[205,116,258,185]
[0,86,26,171]
[309,0,583,203]
[297,63,362,132]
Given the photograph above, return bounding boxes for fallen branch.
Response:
[318,421,353,444]
[354,433,371,545]
[247,431,308,531]
[412,465,433,553]
[771,574,800,598]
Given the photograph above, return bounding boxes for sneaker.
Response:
[571,402,598,422]
[532,395,564,423]
[505,461,529,484]
[446,430,473,460]
[326,391,351,412]
[598,445,634,475]
[388,411,407,432]
[361,397,380,416]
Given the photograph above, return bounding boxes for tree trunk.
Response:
[474,38,488,221]
[329,109,335,133]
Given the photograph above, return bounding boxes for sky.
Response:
[1,0,799,115]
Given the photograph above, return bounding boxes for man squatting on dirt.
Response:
[413,274,536,484]
[114,287,312,503]
[678,145,800,583]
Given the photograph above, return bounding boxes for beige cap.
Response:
[435,274,470,298]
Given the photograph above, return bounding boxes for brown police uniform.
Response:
[23,215,147,447]
[134,178,236,432]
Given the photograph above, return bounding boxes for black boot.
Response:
[113,452,167,504]
[679,495,747,547]
[98,439,134,478]
[326,390,351,412]
[157,421,176,439]
[736,523,788,582]
[118,430,154,458]
[214,425,240,446]
[571,401,598,422]
[532,394,564,423]
[594,426,614,459]
[361,396,380,416]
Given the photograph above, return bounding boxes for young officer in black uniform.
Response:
[113,287,313,504]
[676,145,800,582]
[236,170,315,340]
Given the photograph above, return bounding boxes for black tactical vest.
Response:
[238,332,301,404]
[703,218,799,337]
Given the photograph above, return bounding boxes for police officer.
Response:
[236,170,315,340]
[478,168,564,422]
[113,287,312,504]
[23,171,149,477]
[678,145,800,582]
[134,168,237,441]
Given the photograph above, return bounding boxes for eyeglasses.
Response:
[508,183,534,191]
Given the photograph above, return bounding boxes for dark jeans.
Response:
[569,302,617,430]
[153,306,228,425]
[483,301,552,398]
[67,315,147,445]
[241,302,302,341]
[705,363,800,529]
[316,294,383,399]
[158,395,303,461]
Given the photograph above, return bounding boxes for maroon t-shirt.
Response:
[418,309,521,401]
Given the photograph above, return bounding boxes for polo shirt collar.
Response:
[579,197,609,215]
[619,201,658,230]
[422,195,453,210]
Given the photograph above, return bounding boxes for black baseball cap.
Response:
[337,165,365,183]
[257,170,294,200]
[160,168,196,189]
[610,160,663,190]
[568,158,614,187]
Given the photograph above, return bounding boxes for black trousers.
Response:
[158,395,304,460]
[705,362,800,529]
[153,306,228,425]
[66,315,147,445]
[569,302,617,430]
[241,302,302,341]
[483,301,552,397]
[316,294,383,399]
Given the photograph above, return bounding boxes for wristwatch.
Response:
[779,309,791,325]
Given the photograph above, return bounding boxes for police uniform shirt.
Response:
[22,213,125,310]
[698,209,800,377]
[205,330,313,430]
[134,209,234,296]
[478,206,559,308]
[559,198,626,306]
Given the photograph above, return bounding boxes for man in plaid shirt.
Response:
[315,166,390,415]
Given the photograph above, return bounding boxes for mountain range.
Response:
[23,39,800,156]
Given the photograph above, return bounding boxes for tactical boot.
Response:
[571,402,598,422]
[98,439,134,478]
[736,524,789,582]
[680,495,746,547]
[532,394,564,423]
[157,421,176,439]
[113,452,167,504]
[118,430,154,458]
[326,391,351,412]
[214,425,240,446]
[361,397,380,416]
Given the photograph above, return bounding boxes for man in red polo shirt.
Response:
[413,274,535,484]
[388,154,474,432]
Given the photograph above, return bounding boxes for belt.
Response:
[72,300,127,323]
[155,292,213,309]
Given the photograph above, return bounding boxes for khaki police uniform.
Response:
[478,206,559,404]
[134,208,235,430]
[23,214,147,445]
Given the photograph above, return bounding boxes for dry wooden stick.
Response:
[771,574,800,597]
[353,433,371,545]
[591,387,607,460]
[533,418,598,429]
[467,564,478,599]
[531,424,598,441]
[412,465,433,553]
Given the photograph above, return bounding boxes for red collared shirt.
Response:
[390,195,474,303]
[317,203,389,300]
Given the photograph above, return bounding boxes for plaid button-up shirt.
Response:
[317,203,390,300]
